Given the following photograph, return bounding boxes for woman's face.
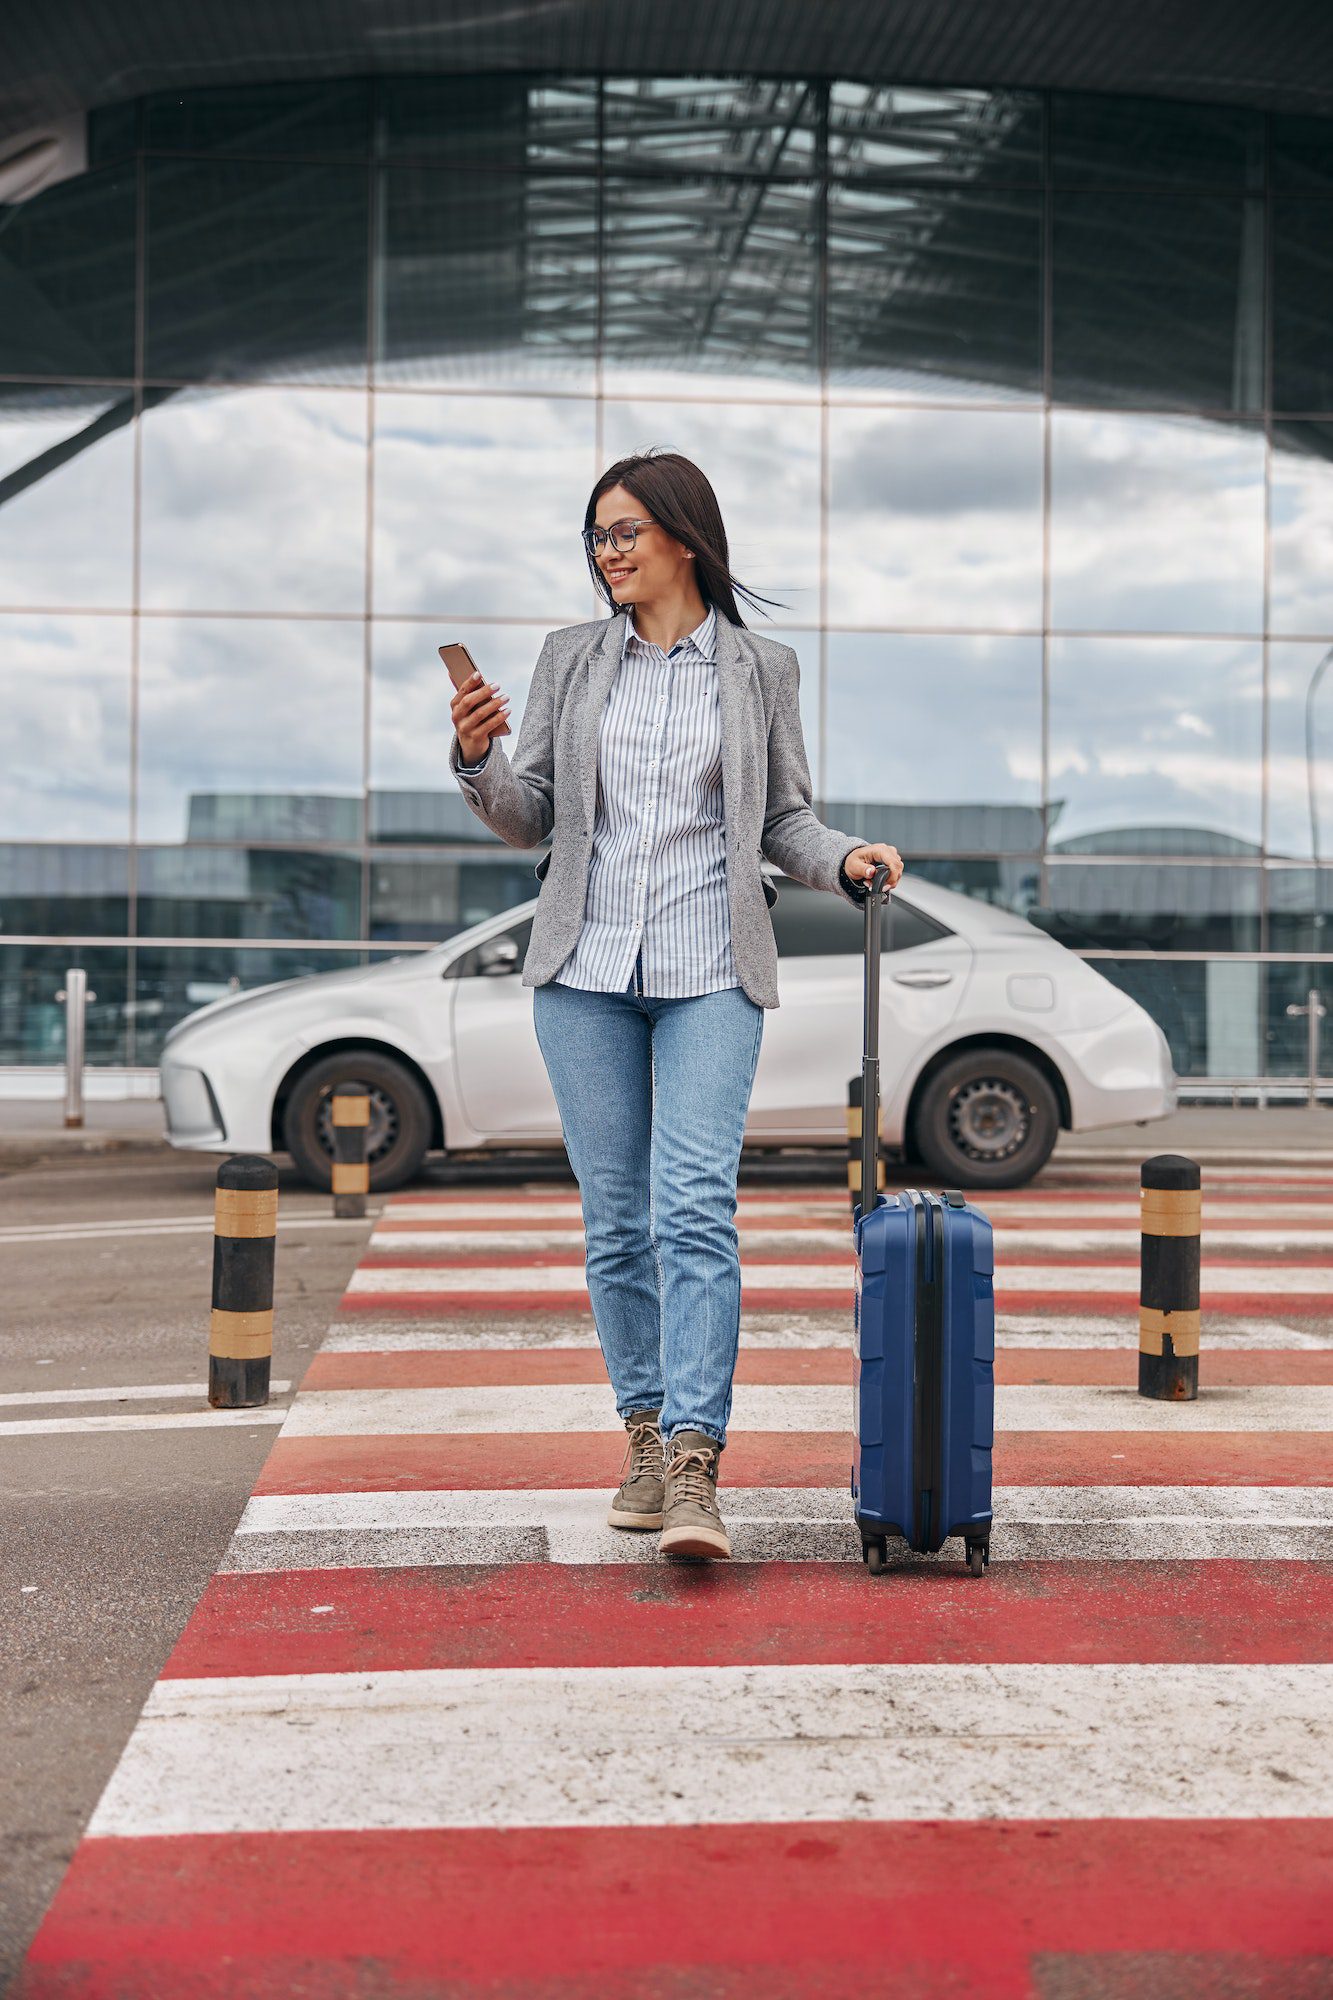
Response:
[593,482,695,606]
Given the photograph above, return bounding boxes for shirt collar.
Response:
[622,601,717,663]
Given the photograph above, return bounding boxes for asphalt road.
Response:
[0,1147,379,1994]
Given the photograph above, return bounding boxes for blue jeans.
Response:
[532,949,765,1449]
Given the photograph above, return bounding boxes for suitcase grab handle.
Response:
[859,864,894,1222]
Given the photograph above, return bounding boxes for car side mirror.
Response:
[477,936,520,976]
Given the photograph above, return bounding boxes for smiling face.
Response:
[593,482,696,607]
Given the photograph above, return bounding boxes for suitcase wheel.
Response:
[966,1538,990,1579]
[864,1538,887,1575]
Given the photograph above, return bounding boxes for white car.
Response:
[159,870,1175,1191]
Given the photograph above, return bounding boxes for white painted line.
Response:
[369,1226,1333,1254]
[224,1483,1333,1569]
[279,1382,1333,1437]
[0,1215,377,1246]
[88,1663,1333,1836]
[315,1316,1333,1354]
[0,1409,290,1437]
[344,1261,1333,1297]
[0,1380,292,1408]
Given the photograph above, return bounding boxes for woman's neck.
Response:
[626,586,710,653]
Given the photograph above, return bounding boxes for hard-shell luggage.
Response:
[850,865,995,1576]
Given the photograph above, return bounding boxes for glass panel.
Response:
[601,175,820,400]
[0,613,131,838]
[378,76,596,169]
[824,632,1042,856]
[137,619,365,844]
[1052,194,1264,411]
[137,847,362,939]
[0,389,135,608]
[1089,957,1264,1081]
[828,408,1043,628]
[770,881,951,957]
[1264,962,1333,1082]
[371,393,596,618]
[133,943,367,1064]
[1049,413,1265,634]
[1266,641,1333,861]
[370,851,542,941]
[1035,862,1261,952]
[0,845,129,937]
[600,401,821,617]
[145,158,369,384]
[1267,868,1333,954]
[1050,93,1263,188]
[370,620,552,843]
[827,182,1042,404]
[143,80,371,156]
[1047,637,1263,853]
[88,101,140,166]
[377,170,597,392]
[140,387,367,612]
[0,944,129,1065]
[604,76,820,178]
[1271,423,1333,634]
[829,84,1042,184]
[1273,201,1333,412]
[904,855,1041,917]
[1271,115,1333,193]
[0,165,135,379]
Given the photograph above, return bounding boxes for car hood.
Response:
[161,950,436,1047]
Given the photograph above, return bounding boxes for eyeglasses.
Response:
[581,517,657,557]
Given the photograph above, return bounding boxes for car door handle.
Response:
[891,968,954,988]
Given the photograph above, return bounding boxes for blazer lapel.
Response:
[576,613,629,831]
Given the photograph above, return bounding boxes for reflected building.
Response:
[2,24,1332,1091]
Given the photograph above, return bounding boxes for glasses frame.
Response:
[581,517,657,556]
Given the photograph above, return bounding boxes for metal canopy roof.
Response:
[1,0,1332,148]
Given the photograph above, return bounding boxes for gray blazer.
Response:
[448,610,866,1009]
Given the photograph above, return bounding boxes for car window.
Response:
[769,882,951,957]
[442,918,533,979]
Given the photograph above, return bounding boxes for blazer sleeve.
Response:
[761,645,866,907]
[449,631,557,849]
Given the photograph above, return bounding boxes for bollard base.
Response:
[1138,1345,1199,1401]
[333,1193,367,1219]
[209,1355,271,1409]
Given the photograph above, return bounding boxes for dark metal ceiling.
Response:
[2,0,1332,148]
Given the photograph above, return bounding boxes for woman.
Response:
[450,449,902,1560]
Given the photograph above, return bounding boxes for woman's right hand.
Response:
[451,671,511,763]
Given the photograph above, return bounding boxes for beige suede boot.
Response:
[607,1407,665,1529]
[660,1429,731,1559]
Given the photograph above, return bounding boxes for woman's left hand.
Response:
[842,842,904,890]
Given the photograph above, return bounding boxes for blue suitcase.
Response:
[850,866,995,1577]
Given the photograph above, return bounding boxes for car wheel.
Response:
[912,1048,1059,1189]
[281,1051,432,1193]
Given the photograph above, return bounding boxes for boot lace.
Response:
[666,1444,719,1512]
[619,1414,663,1486]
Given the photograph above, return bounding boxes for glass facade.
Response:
[3,77,1332,1086]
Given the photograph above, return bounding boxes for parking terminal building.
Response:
[2,1,1332,1097]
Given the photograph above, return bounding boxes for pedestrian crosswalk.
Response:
[16,1163,1333,1996]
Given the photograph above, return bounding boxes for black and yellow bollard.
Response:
[1139,1152,1201,1401]
[209,1155,277,1409]
[846,1076,885,1221]
[331,1080,370,1219]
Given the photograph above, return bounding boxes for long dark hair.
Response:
[583,449,788,628]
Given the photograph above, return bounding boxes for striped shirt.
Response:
[552,601,740,998]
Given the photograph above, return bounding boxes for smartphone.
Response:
[439,641,510,735]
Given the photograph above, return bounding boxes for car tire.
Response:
[281,1051,432,1193]
[911,1047,1059,1189]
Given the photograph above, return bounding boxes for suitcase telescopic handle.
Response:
[859,863,894,1220]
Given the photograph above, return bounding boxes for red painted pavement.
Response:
[254,1429,1327,1496]
[164,1561,1333,1679]
[17,1821,1333,2000]
[337,1285,1333,1315]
